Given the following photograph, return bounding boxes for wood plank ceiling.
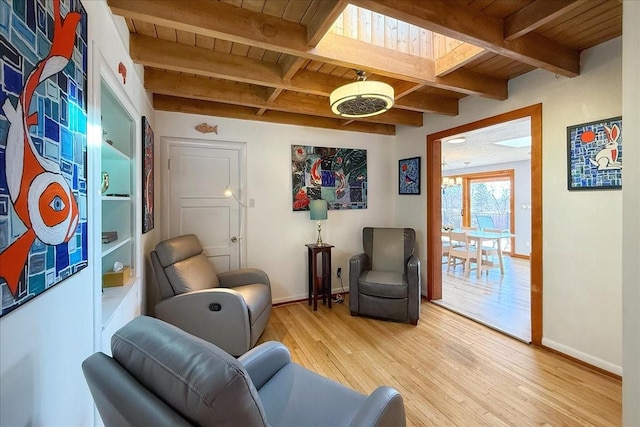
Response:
[108,0,622,135]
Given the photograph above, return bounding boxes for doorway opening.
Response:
[426,104,542,345]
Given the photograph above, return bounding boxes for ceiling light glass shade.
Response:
[447,137,466,144]
[329,81,394,118]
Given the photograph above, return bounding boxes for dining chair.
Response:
[480,228,509,271]
[447,231,477,276]
[475,215,495,230]
[442,234,451,264]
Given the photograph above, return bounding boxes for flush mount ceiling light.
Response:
[447,137,466,144]
[329,70,394,118]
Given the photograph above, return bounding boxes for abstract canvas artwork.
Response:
[567,116,622,191]
[0,0,88,317]
[399,157,421,195]
[142,116,154,233]
[291,145,367,211]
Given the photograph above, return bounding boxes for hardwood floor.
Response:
[437,255,531,342]
[259,300,621,426]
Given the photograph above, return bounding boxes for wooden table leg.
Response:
[476,239,483,278]
[325,249,332,308]
[307,248,313,306]
[311,250,318,311]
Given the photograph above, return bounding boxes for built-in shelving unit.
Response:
[97,72,141,354]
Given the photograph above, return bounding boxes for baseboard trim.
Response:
[541,338,622,379]
[272,291,347,307]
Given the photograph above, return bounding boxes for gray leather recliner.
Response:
[149,234,271,356]
[82,316,407,427]
[349,227,420,324]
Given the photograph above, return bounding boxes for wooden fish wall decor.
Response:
[195,123,218,134]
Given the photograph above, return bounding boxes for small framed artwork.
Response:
[567,116,622,191]
[399,157,421,195]
[142,116,155,233]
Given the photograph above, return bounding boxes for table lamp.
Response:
[309,199,328,246]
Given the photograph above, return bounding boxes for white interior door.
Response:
[167,144,241,272]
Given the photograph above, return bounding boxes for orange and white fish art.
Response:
[0,0,84,302]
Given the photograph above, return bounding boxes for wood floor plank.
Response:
[259,299,621,426]
[438,256,532,341]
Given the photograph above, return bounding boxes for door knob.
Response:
[231,236,238,243]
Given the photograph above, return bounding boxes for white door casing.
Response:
[163,139,245,272]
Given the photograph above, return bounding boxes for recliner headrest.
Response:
[155,234,203,267]
[112,316,267,426]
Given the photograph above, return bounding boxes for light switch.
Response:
[248,198,256,208]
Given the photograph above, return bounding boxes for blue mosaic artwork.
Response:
[0,0,88,317]
[567,116,622,191]
[399,157,420,195]
[292,145,367,211]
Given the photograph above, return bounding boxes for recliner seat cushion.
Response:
[359,271,408,299]
[258,363,366,426]
[111,316,267,427]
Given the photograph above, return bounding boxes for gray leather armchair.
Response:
[349,227,420,324]
[149,234,271,356]
[83,316,406,427]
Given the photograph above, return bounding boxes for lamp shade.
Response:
[309,199,328,221]
[330,80,394,118]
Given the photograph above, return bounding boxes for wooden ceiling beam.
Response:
[280,56,307,80]
[348,0,581,77]
[504,0,585,41]
[436,68,507,100]
[398,92,458,116]
[131,34,284,86]
[110,0,506,98]
[306,0,349,47]
[435,44,486,77]
[393,82,426,99]
[144,69,423,126]
[153,94,396,136]
[108,0,310,52]
[132,35,459,114]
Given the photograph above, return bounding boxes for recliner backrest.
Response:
[110,316,268,426]
[363,228,415,273]
[152,234,220,296]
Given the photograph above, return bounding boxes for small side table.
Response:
[306,243,334,311]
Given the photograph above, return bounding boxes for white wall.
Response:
[446,160,532,256]
[0,2,154,425]
[154,112,396,303]
[395,38,623,374]
[622,1,640,424]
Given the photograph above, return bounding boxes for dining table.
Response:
[444,229,514,277]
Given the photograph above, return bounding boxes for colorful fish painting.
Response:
[0,0,88,315]
[291,145,367,211]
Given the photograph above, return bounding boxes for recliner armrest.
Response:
[238,341,292,390]
[349,386,406,427]
[349,253,368,281]
[218,268,271,288]
[406,255,420,284]
[349,253,369,312]
[155,288,251,356]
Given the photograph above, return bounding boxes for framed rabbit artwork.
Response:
[567,116,622,191]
